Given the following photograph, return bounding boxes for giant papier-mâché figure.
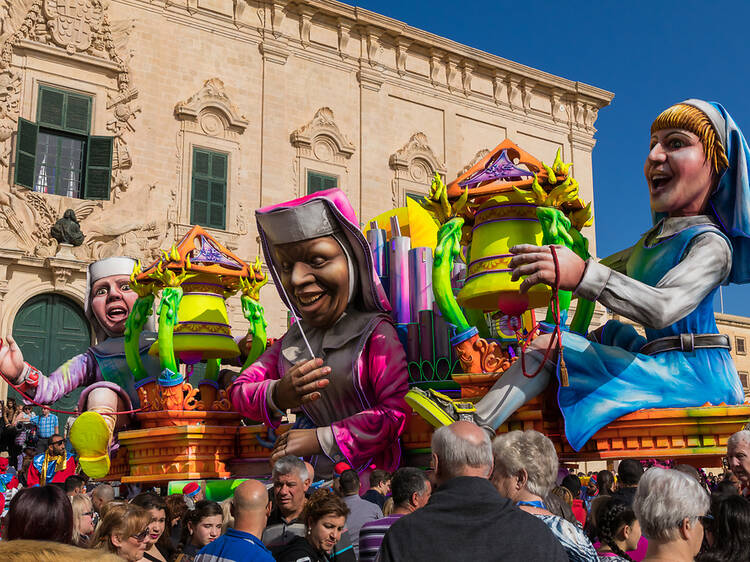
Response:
[419,99,749,449]
[0,257,160,477]
[229,189,410,479]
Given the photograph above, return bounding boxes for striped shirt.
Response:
[358,514,403,562]
[535,514,598,562]
[31,414,58,438]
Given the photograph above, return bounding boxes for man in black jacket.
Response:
[376,422,566,562]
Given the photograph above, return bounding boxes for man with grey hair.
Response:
[634,467,709,560]
[264,455,356,558]
[727,429,750,496]
[377,422,566,561]
[262,455,311,548]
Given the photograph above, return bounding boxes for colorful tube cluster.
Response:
[389,216,411,325]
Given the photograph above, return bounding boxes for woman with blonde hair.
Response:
[91,502,151,561]
[70,493,95,547]
[0,539,122,561]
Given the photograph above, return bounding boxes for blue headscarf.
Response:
[653,100,750,284]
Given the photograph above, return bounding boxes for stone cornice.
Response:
[13,39,122,75]
[120,1,612,109]
[314,0,613,107]
[716,313,750,330]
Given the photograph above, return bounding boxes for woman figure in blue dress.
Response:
[422,99,750,450]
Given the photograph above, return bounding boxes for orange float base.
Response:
[401,375,750,465]
[117,419,239,483]
[236,424,291,458]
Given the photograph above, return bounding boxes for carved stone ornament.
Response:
[389,132,446,177]
[43,0,103,54]
[0,0,137,178]
[174,78,248,134]
[290,107,355,162]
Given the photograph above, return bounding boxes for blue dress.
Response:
[558,223,745,450]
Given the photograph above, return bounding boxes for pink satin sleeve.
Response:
[228,340,283,428]
[330,321,410,470]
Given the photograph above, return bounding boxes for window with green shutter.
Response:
[191,148,227,230]
[14,85,112,200]
[307,170,337,194]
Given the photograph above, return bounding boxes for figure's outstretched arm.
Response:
[29,352,97,405]
[576,232,731,330]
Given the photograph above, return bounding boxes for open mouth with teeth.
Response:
[296,292,326,307]
[650,174,673,191]
[106,306,129,322]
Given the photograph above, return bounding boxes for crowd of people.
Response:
[0,426,747,561]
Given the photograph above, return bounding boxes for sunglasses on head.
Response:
[131,529,149,542]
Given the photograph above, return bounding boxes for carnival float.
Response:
[3,100,748,485]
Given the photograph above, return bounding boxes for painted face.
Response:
[727,440,750,488]
[189,514,222,547]
[273,471,309,517]
[645,128,715,216]
[308,514,346,553]
[274,236,349,329]
[90,274,138,337]
[146,507,166,544]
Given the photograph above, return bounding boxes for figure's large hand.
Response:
[270,428,322,464]
[509,244,586,293]
[273,358,331,411]
[0,336,25,381]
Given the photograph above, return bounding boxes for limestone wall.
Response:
[0,0,612,396]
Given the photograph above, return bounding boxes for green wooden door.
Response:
[11,294,91,431]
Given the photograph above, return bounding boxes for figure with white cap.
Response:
[0,256,161,478]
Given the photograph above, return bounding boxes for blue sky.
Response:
[354,0,750,316]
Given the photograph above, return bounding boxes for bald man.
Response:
[194,480,273,562]
[378,422,567,562]
[92,483,115,515]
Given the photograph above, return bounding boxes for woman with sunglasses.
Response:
[92,502,151,561]
[174,500,223,561]
[130,492,173,562]
[70,492,96,547]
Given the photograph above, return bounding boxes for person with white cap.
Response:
[0,257,161,478]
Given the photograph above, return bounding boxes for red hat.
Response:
[334,462,351,476]
[183,482,201,497]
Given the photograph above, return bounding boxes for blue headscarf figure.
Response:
[653,99,750,284]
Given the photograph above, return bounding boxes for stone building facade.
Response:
[0,0,613,396]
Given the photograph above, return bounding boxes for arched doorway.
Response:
[10,293,91,437]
